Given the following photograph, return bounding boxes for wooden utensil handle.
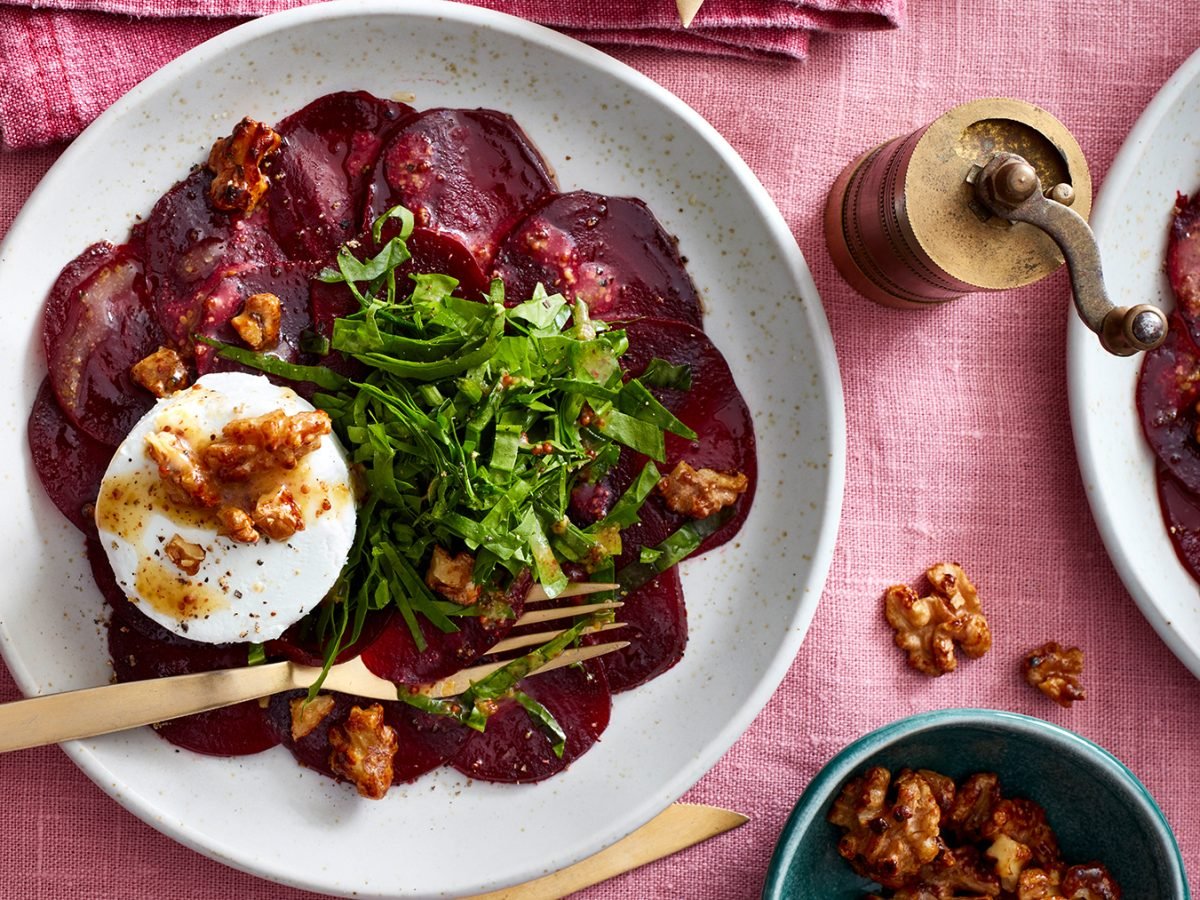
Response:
[0,662,295,752]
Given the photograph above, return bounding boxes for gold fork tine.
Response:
[526,582,618,603]
[513,601,622,627]
[417,641,630,698]
[488,621,626,655]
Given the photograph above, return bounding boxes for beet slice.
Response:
[360,570,532,684]
[492,191,703,325]
[263,608,391,668]
[1169,192,1200,344]
[450,659,610,783]
[106,576,277,756]
[191,261,315,375]
[1159,464,1200,581]
[604,567,686,693]
[265,690,469,787]
[606,317,757,555]
[1136,313,1200,493]
[42,241,165,446]
[370,108,556,271]
[142,169,287,346]
[28,378,114,534]
[268,91,414,263]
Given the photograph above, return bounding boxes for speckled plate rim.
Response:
[1068,46,1200,680]
[760,708,1188,899]
[0,1,846,897]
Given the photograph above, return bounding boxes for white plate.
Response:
[0,1,845,896]
[1069,47,1200,678]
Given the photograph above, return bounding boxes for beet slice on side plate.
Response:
[492,190,704,325]
[450,659,610,784]
[369,108,556,272]
[28,378,114,534]
[1169,191,1200,345]
[1158,463,1200,582]
[42,241,165,446]
[268,91,415,263]
[1136,312,1200,494]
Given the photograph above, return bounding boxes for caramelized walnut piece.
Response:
[1022,642,1086,708]
[425,545,481,606]
[1018,865,1121,900]
[657,460,749,519]
[895,845,1001,899]
[983,798,1061,867]
[164,534,206,576]
[917,768,957,815]
[231,292,282,350]
[1018,867,1067,900]
[201,409,331,481]
[945,772,1002,843]
[828,766,944,889]
[884,563,992,676]
[206,117,280,214]
[289,694,335,741]
[328,703,398,800]
[252,485,304,541]
[217,505,259,544]
[131,347,190,397]
[145,430,220,508]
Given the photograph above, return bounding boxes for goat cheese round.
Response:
[95,372,357,644]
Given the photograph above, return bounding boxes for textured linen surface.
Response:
[2,1,1200,897]
[0,0,905,149]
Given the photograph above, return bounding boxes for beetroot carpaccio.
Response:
[29,90,758,796]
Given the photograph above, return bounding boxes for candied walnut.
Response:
[917,768,957,814]
[425,545,481,606]
[252,485,304,541]
[987,833,1034,892]
[164,533,206,576]
[656,460,749,519]
[1019,867,1066,900]
[828,766,944,889]
[231,292,282,350]
[202,409,331,480]
[1062,864,1122,900]
[946,772,1002,843]
[895,846,1001,899]
[131,346,190,397]
[289,693,335,741]
[217,505,259,544]
[884,563,991,677]
[328,703,398,800]
[1022,642,1086,708]
[206,117,280,214]
[145,430,220,508]
[983,798,1060,867]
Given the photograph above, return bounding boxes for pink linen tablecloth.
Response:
[2,1,1200,897]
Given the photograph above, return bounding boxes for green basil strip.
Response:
[594,406,666,461]
[639,357,693,391]
[515,691,567,758]
[592,462,661,531]
[617,380,697,440]
[514,508,568,598]
[246,643,267,666]
[616,508,735,593]
[197,338,350,390]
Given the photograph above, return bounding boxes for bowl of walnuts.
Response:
[761,708,1187,900]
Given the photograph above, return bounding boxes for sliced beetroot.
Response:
[264,608,391,668]
[1136,313,1200,493]
[268,91,414,263]
[1169,192,1200,344]
[602,567,686,692]
[107,588,277,756]
[360,570,532,684]
[610,317,757,555]
[492,191,703,325]
[370,108,556,272]
[28,378,114,534]
[1159,465,1200,582]
[42,242,165,446]
[143,169,287,346]
[450,659,610,783]
[191,261,315,374]
[266,690,469,786]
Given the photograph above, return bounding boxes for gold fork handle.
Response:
[0,662,296,753]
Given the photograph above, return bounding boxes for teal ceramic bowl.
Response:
[762,709,1188,900]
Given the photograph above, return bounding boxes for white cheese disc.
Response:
[95,372,357,644]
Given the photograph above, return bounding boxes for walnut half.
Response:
[884,562,992,677]
[328,704,398,800]
[1022,641,1086,708]
[207,117,280,214]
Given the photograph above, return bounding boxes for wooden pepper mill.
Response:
[825,97,1166,356]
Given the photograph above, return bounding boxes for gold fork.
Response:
[0,581,624,753]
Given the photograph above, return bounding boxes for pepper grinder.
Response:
[824,98,1166,356]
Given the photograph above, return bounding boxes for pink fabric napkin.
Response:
[0,0,902,149]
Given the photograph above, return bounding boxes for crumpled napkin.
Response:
[0,0,903,149]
